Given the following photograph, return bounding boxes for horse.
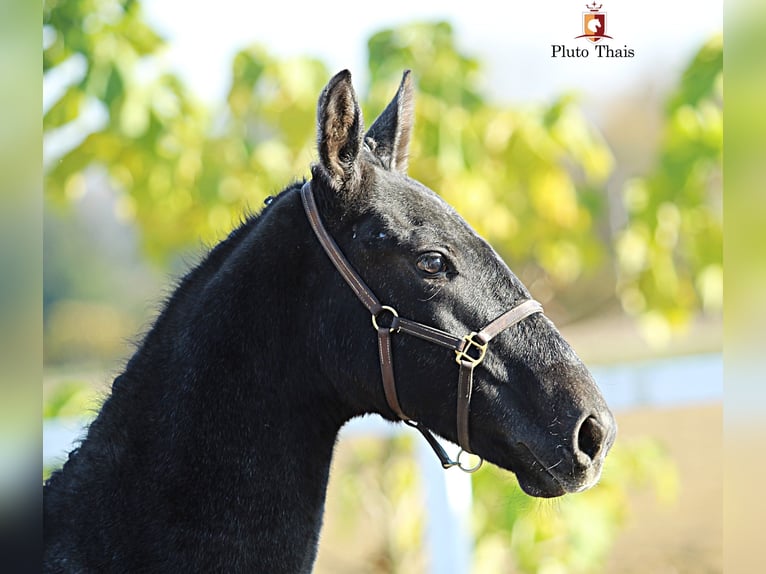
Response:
[43,70,616,573]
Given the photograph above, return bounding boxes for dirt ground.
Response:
[604,403,722,573]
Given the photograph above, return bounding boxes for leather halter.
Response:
[300,182,543,472]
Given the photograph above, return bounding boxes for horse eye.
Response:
[417,252,448,275]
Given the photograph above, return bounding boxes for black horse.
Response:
[44,70,616,573]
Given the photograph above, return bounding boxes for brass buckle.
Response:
[372,305,400,333]
[455,332,487,367]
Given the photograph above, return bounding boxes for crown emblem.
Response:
[586,2,603,11]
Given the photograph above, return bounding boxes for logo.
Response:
[576,2,612,43]
[550,1,634,59]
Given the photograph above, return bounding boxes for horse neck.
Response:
[47,188,350,571]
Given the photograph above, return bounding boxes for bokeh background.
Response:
[34,0,731,571]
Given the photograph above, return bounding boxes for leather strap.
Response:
[301,185,382,314]
[397,317,465,350]
[477,300,544,343]
[377,328,409,421]
[456,362,475,452]
[455,301,543,452]
[300,181,543,465]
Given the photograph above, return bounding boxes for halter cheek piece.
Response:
[301,182,543,472]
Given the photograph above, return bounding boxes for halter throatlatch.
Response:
[301,182,543,472]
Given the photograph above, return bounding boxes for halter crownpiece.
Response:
[300,182,544,472]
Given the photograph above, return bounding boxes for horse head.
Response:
[307,70,616,498]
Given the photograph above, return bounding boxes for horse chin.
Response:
[488,440,599,499]
[509,443,603,498]
[514,468,567,499]
[508,446,567,498]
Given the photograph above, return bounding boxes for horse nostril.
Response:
[576,415,606,461]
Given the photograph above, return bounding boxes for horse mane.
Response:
[158,180,305,319]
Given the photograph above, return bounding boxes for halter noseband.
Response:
[301,182,543,472]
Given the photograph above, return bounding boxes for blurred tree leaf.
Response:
[43,6,720,332]
[44,0,328,261]
[471,436,679,574]
[43,379,98,420]
[616,35,722,344]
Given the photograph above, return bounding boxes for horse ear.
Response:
[365,70,415,174]
[316,70,364,192]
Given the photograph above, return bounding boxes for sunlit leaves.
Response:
[44,2,329,261]
[471,436,679,574]
[616,35,722,343]
[44,7,721,333]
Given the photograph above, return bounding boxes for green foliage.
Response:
[44,7,722,336]
[315,434,678,573]
[45,0,206,260]
[329,436,427,572]
[44,0,328,261]
[616,36,723,344]
[470,437,679,574]
[43,378,98,420]
[44,12,612,297]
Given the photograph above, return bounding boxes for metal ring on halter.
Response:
[371,305,400,333]
[456,449,484,473]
